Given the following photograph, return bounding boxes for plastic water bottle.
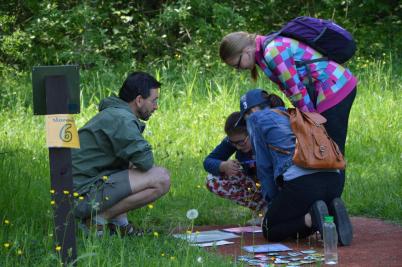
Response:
[323,216,338,265]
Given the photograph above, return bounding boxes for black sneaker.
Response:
[309,200,329,237]
[328,198,353,246]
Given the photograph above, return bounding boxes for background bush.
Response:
[1,0,401,73]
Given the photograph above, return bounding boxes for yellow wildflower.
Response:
[63,190,69,195]
[50,200,55,205]
[186,230,192,234]
[55,245,61,251]
[50,189,55,194]
[147,204,154,209]
[170,256,175,260]
[78,196,84,200]
[153,231,159,237]
[102,176,108,181]
[4,219,10,225]
[73,192,79,197]
[255,183,261,188]
[4,243,10,248]
[161,253,165,257]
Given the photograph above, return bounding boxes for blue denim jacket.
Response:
[246,107,295,202]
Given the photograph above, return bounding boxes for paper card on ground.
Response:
[173,230,239,243]
[190,240,234,247]
[222,226,262,233]
[242,243,291,253]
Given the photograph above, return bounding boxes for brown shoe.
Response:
[108,222,149,237]
[84,218,107,237]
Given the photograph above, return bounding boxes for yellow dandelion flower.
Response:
[153,231,159,237]
[50,189,55,194]
[161,253,165,257]
[17,249,23,255]
[170,256,175,260]
[50,200,55,205]
[4,219,10,225]
[4,243,10,248]
[55,245,61,251]
[186,230,192,234]
[255,183,261,188]
[78,196,84,200]
[196,185,201,189]
[63,190,69,195]
[195,231,200,235]
[73,192,79,197]
[102,176,108,181]
[147,204,154,209]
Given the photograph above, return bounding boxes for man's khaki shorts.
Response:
[74,170,132,219]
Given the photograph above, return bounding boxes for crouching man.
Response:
[72,71,170,236]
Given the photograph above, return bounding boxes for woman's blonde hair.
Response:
[219,31,259,81]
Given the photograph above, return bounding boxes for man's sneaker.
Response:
[309,200,329,238]
[328,198,353,246]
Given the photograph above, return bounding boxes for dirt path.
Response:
[192,217,402,266]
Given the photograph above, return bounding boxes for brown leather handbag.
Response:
[271,108,346,170]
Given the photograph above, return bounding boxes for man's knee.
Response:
[152,166,171,195]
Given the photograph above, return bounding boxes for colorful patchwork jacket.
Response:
[255,35,357,113]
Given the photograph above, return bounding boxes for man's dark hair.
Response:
[225,112,247,136]
[119,71,161,102]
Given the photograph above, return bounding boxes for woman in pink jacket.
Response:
[219,31,357,192]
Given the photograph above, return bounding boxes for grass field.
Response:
[0,58,401,266]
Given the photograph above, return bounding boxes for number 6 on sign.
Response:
[45,114,80,148]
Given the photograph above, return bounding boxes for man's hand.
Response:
[219,160,241,177]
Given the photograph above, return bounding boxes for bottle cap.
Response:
[324,216,334,223]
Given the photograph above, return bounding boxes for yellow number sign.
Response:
[45,114,80,148]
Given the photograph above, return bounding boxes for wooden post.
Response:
[45,75,77,266]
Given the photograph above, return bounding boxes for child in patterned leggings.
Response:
[203,111,266,222]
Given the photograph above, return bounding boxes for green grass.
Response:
[0,58,401,266]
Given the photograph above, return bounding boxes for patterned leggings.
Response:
[205,173,266,212]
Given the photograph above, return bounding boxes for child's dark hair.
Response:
[258,92,285,109]
[119,71,161,102]
[224,112,247,136]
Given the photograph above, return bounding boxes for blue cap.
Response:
[239,89,268,118]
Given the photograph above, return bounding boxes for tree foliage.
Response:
[0,0,401,71]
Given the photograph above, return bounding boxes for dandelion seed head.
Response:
[197,256,203,263]
[186,209,199,220]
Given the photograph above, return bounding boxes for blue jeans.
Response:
[321,88,357,192]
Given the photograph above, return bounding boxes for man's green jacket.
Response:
[72,96,153,194]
